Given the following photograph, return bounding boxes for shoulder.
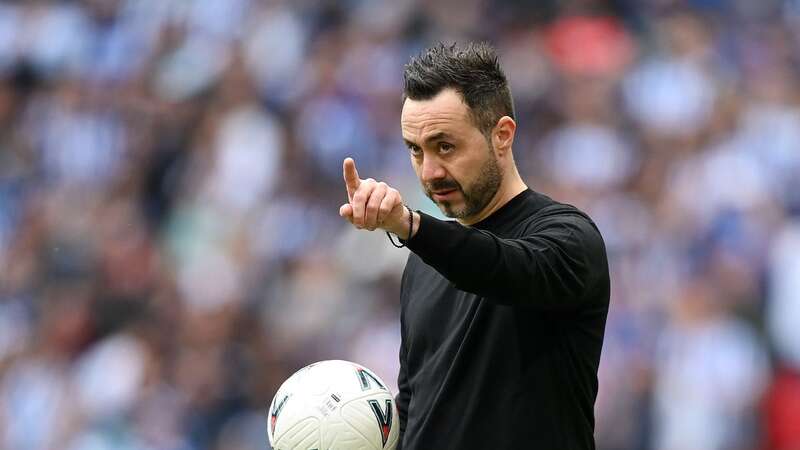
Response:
[521,195,607,260]
[524,196,610,287]
[522,193,601,237]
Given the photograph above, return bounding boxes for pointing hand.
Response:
[339,158,413,238]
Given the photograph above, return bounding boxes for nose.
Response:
[420,156,446,183]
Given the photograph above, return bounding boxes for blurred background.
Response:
[0,0,799,449]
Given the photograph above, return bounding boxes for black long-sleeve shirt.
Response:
[396,189,610,450]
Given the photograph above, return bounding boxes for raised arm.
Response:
[405,210,607,310]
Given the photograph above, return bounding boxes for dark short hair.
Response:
[403,42,515,136]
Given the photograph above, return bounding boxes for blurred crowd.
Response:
[0,0,799,449]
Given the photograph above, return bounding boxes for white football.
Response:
[267,360,400,450]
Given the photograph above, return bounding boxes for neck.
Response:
[459,166,528,226]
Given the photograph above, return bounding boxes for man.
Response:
[339,42,610,450]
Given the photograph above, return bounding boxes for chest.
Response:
[401,265,483,357]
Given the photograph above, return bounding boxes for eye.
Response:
[408,145,422,157]
[439,142,455,153]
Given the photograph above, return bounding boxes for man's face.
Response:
[401,89,502,222]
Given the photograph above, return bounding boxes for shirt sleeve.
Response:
[405,210,607,310]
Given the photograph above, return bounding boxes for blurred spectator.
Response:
[653,279,768,450]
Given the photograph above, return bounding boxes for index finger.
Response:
[343,157,360,201]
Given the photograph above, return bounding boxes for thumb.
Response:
[343,157,360,201]
[339,203,353,220]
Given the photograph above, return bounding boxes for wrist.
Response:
[385,205,414,248]
[385,205,418,247]
[392,205,413,241]
[401,206,413,241]
[398,207,420,242]
[407,210,420,241]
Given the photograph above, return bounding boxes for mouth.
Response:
[432,189,458,201]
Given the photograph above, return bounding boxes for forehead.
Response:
[401,89,474,141]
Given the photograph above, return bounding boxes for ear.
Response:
[492,116,516,157]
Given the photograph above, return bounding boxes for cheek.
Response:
[453,153,481,181]
[411,159,423,177]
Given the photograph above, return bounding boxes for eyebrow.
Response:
[403,131,456,148]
